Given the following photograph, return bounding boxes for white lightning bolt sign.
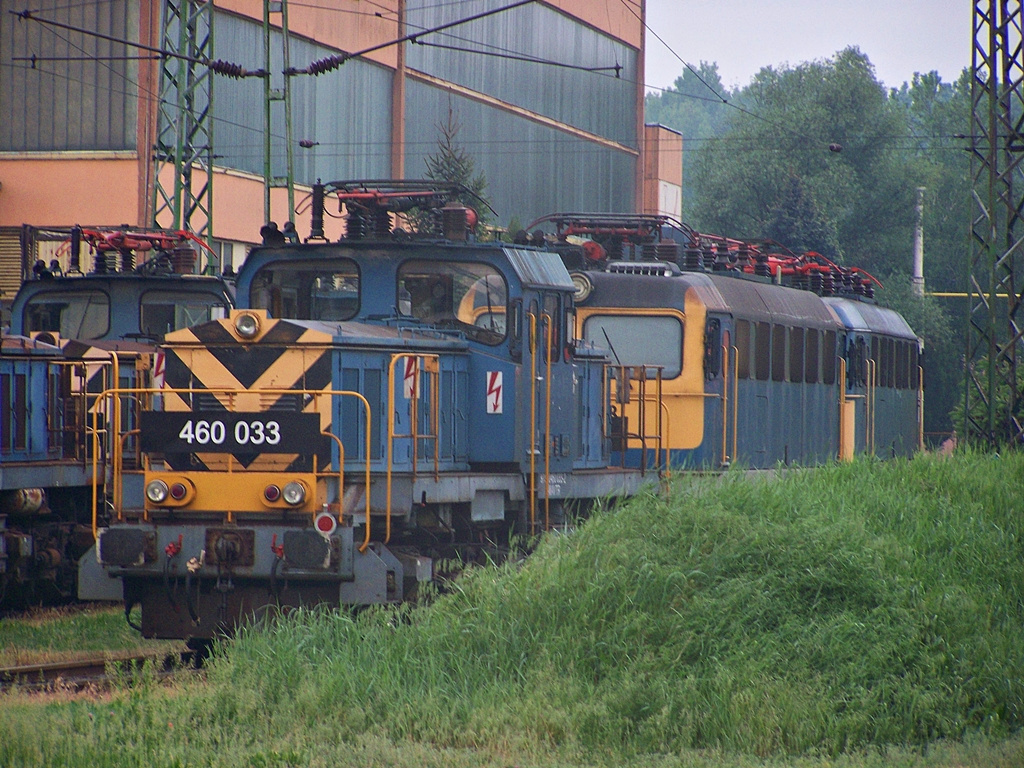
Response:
[486,371,502,414]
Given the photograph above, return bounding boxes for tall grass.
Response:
[1,451,1022,767]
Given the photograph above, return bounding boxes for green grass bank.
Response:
[2,451,1022,767]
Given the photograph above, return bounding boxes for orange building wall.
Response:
[0,157,141,228]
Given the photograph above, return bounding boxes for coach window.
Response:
[735,320,751,379]
[822,330,837,385]
[24,290,110,340]
[896,340,908,389]
[582,314,682,378]
[805,329,820,384]
[141,290,229,338]
[755,321,771,380]
[771,325,787,382]
[250,259,360,321]
[789,327,805,384]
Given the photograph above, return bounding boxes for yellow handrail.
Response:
[95,385,370,549]
[543,313,553,530]
[527,312,537,532]
[386,354,440,544]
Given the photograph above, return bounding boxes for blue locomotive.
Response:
[0,227,233,607]
[92,183,920,641]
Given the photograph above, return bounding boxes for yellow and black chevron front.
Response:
[161,311,334,472]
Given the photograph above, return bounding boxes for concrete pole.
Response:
[912,186,925,297]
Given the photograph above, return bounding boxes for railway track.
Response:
[0,649,198,693]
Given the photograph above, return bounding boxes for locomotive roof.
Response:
[822,297,919,340]
[237,241,576,294]
[164,315,468,351]
[578,269,842,330]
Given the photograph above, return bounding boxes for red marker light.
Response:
[314,512,337,536]
[264,485,281,502]
[169,482,188,500]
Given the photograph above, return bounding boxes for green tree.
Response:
[764,173,840,258]
[689,47,915,272]
[413,104,492,235]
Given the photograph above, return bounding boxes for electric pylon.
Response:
[966,0,1024,445]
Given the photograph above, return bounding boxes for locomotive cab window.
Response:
[141,290,229,338]
[250,259,360,321]
[582,314,682,378]
[398,260,507,345]
[24,289,110,340]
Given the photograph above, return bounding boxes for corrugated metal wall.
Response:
[0,0,137,151]
[406,82,636,226]
[406,0,637,148]
[212,11,393,183]
[0,228,24,314]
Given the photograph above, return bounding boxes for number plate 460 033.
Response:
[140,412,321,454]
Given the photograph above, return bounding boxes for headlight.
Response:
[146,479,169,503]
[234,312,260,339]
[570,272,593,303]
[282,481,306,506]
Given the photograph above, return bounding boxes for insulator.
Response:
[810,271,823,294]
[604,237,624,261]
[754,253,771,278]
[651,242,677,264]
[374,208,392,238]
[641,243,659,261]
[210,59,246,78]
[310,181,325,240]
[702,247,716,271]
[346,209,368,240]
[309,54,346,75]
[120,248,135,273]
[865,283,875,299]
[70,225,82,272]
[792,273,808,292]
[684,247,704,271]
[821,271,836,296]
[713,244,730,271]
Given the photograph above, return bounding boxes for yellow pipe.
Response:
[720,344,729,464]
[543,313,552,530]
[731,345,739,463]
[528,312,537,532]
[917,364,925,451]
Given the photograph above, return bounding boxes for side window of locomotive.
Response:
[822,330,837,385]
[789,327,804,384]
[755,321,770,380]
[910,343,920,389]
[141,290,229,337]
[805,329,820,384]
[771,325,786,382]
[398,260,507,345]
[582,314,682,378]
[734,320,751,379]
[250,260,360,320]
[25,290,110,340]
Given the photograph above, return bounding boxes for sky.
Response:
[643,0,972,94]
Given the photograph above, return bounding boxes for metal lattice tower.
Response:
[263,0,296,224]
[966,0,1024,445]
[151,0,214,248]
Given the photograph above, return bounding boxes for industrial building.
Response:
[0,0,681,317]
